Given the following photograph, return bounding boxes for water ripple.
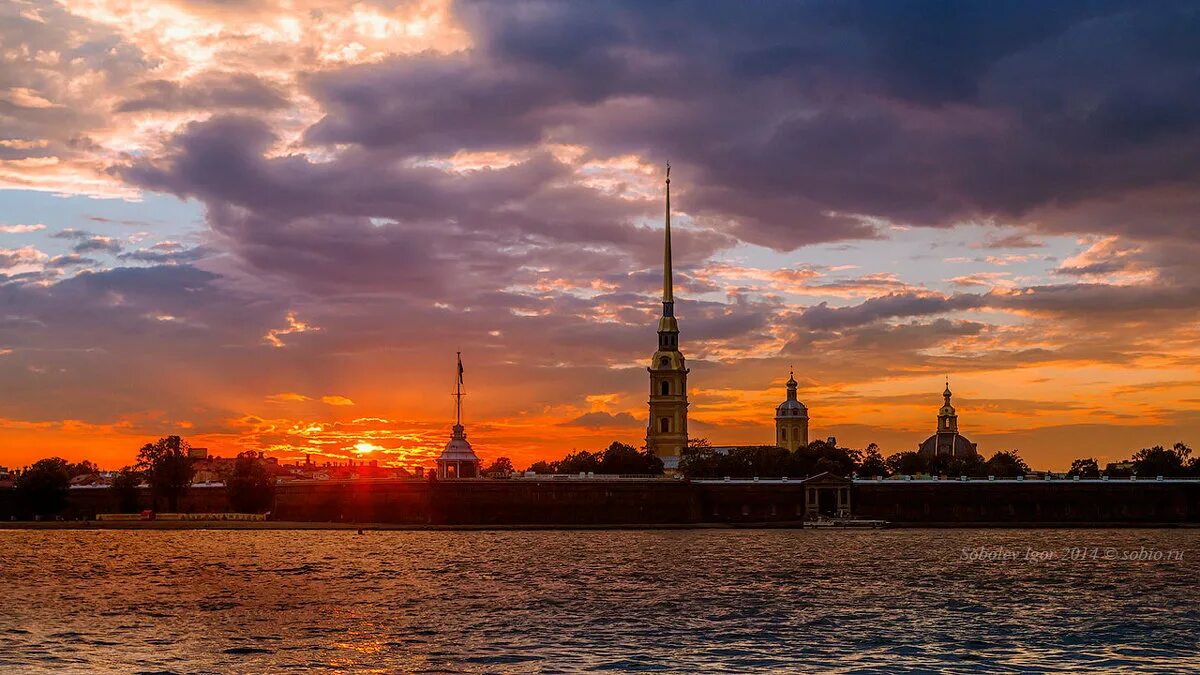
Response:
[0,529,1196,672]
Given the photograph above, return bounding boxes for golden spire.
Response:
[655,163,679,337]
[663,162,673,305]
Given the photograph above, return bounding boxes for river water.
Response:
[1,528,1197,673]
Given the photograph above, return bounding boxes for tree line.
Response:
[9,436,275,518]
[1066,443,1197,479]
[472,438,1200,481]
[676,438,1039,479]
[524,441,665,475]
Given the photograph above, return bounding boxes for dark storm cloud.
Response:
[796,278,1200,336]
[115,0,1200,307]
[121,114,733,296]
[350,0,1200,249]
[115,72,289,113]
[797,292,985,331]
[561,411,639,428]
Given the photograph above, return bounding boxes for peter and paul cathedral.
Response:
[645,165,689,471]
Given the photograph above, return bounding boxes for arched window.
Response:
[660,380,670,396]
[780,428,787,442]
[660,417,670,433]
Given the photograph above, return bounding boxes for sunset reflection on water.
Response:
[1,528,1197,672]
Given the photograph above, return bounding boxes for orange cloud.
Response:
[263,312,319,347]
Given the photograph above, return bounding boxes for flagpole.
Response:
[455,351,463,427]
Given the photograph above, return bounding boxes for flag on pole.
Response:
[457,352,464,384]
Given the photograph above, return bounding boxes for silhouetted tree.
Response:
[885,451,928,477]
[1130,443,1192,477]
[930,452,987,478]
[67,460,99,478]
[556,450,602,474]
[598,442,663,475]
[483,457,515,477]
[984,450,1030,478]
[857,444,889,477]
[526,460,555,474]
[794,440,860,477]
[678,444,721,477]
[1067,458,1100,478]
[226,451,275,513]
[136,436,195,511]
[16,458,71,518]
[680,441,864,478]
[110,466,143,513]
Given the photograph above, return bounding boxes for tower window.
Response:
[781,428,787,441]
[660,417,670,433]
[659,356,670,368]
[661,380,670,396]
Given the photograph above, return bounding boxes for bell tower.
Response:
[774,369,809,451]
[646,164,689,471]
[938,381,958,433]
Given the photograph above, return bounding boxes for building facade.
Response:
[774,370,809,451]
[646,165,689,471]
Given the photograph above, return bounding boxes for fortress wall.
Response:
[269,479,705,525]
[55,486,228,519]
[43,480,702,525]
[852,481,1200,524]
[8,479,1200,525]
[694,482,810,522]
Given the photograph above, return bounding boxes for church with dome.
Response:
[640,168,980,470]
[774,370,809,451]
[916,382,978,458]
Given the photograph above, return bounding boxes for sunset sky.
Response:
[2,1,1200,471]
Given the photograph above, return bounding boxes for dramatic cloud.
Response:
[115,73,289,113]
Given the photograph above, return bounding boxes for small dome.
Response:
[439,425,480,462]
[918,432,977,458]
[776,399,807,416]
